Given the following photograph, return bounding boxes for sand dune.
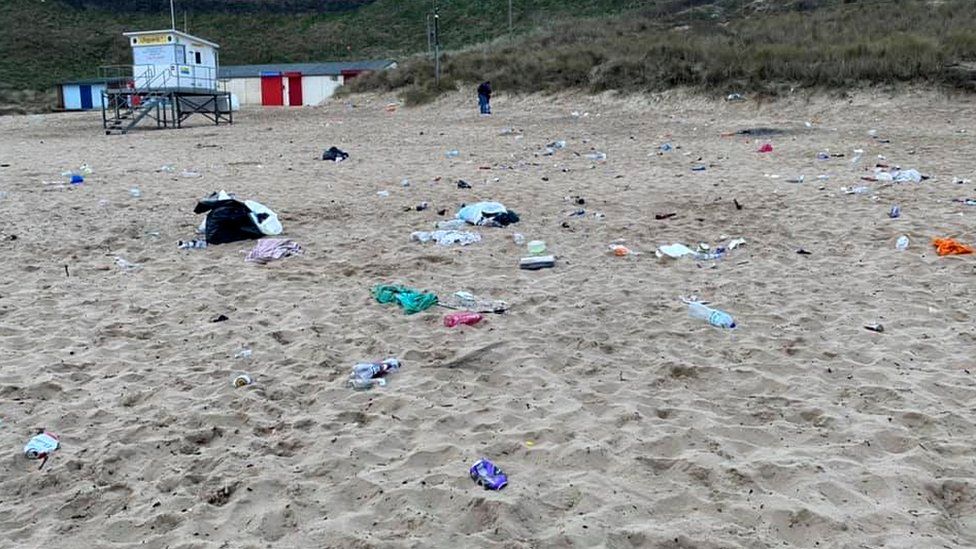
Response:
[0,90,975,548]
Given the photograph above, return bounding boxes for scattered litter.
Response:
[212,314,229,322]
[519,255,555,270]
[585,152,607,161]
[415,202,429,211]
[864,324,885,333]
[609,244,639,256]
[892,169,922,183]
[24,432,60,469]
[691,165,706,172]
[189,191,282,245]
[726,93,745,102]
[688,301,736,329]
[233,374,253,388]
[841,186,869,195]
[953,177,972,185]
[69,174,84,185]
[656,243,696,259]
[896,235,910,251]
[796,248,812,255]
[129,188,142,198]
[951,198,976,206]
[377,190,390,197]
[373,285,438,314]
[757,143,774,153]
[114,257,141,272]
[444,311,483,327]
[889,205,900,218]
[933,237,973,256]
[785,176,805,184]
[235,348,253,359]
[411,230,482,246]
[728,238,747,250]
[655,212,677,220]
[180,170,202,178]
[439,291,508,313]
[178,239,207,249]
[512,233,525,245]
[456,202,520,227]
[817,152,830,160]
[79,164,93,175]
[527,240,546,254]
[322,146,349,162]
[348,358,401,390]
[245,238,303,264]
[157,165,176,173]
[659,143,673,153]
[445,149,460,158]
[457,180,472,189]
[400,179,411,187]
[470,458,508,490]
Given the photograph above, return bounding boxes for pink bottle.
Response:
[444,312,484,327]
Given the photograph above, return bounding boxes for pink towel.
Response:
[245,238,302,264]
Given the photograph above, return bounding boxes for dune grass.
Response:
[346,0,976,104]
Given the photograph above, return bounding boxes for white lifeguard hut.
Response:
[99,29,232,134]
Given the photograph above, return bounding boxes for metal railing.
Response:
[99,64,223,93]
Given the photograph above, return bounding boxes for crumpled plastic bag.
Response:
[372,284,438,314]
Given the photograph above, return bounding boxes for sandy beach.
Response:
[0,89,975,548]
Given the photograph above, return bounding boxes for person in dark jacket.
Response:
[477,81,492,115]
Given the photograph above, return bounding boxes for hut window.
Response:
[195,51,202,64]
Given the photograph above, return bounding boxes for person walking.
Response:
[477,81,492,115]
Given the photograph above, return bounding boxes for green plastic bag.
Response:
[372,284,438,315]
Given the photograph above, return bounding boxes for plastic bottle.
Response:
[351,358,401,382]
[512,233,525,245]
[446,150,460,158]
[688,302,736,328]
[129,187,142,198]
[896,235,909,251]
[889,205,900,218]
[585,152,607,161]
[444,312,483,327]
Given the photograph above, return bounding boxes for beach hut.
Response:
[124,29,221,91]
[57,78,121,111]
[219,60,396,106]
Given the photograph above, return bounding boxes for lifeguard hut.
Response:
[100,29,232,134]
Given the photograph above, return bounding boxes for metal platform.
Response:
[101,89,232,134]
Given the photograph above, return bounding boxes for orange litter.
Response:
[932,237,974,256]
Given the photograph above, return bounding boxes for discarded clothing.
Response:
[192,190,282,245]
[245,238,303,264]
[440,291,508,313]
[411,230,482,246]
[456,201,520,227]
[372,285,438,315]
[932,237,974,256]
[322,146,349,162]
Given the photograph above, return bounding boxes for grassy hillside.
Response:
[0,0,639,93]
[349,0,976,103]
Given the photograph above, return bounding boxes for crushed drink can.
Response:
[24,432,60,467]
[469,458,508,490]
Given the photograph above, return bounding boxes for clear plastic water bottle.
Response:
[349,358,400,389]
[688,302,736,329]
[446,150,460,158]
[129,187,142,198]
[896,235,909,250]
